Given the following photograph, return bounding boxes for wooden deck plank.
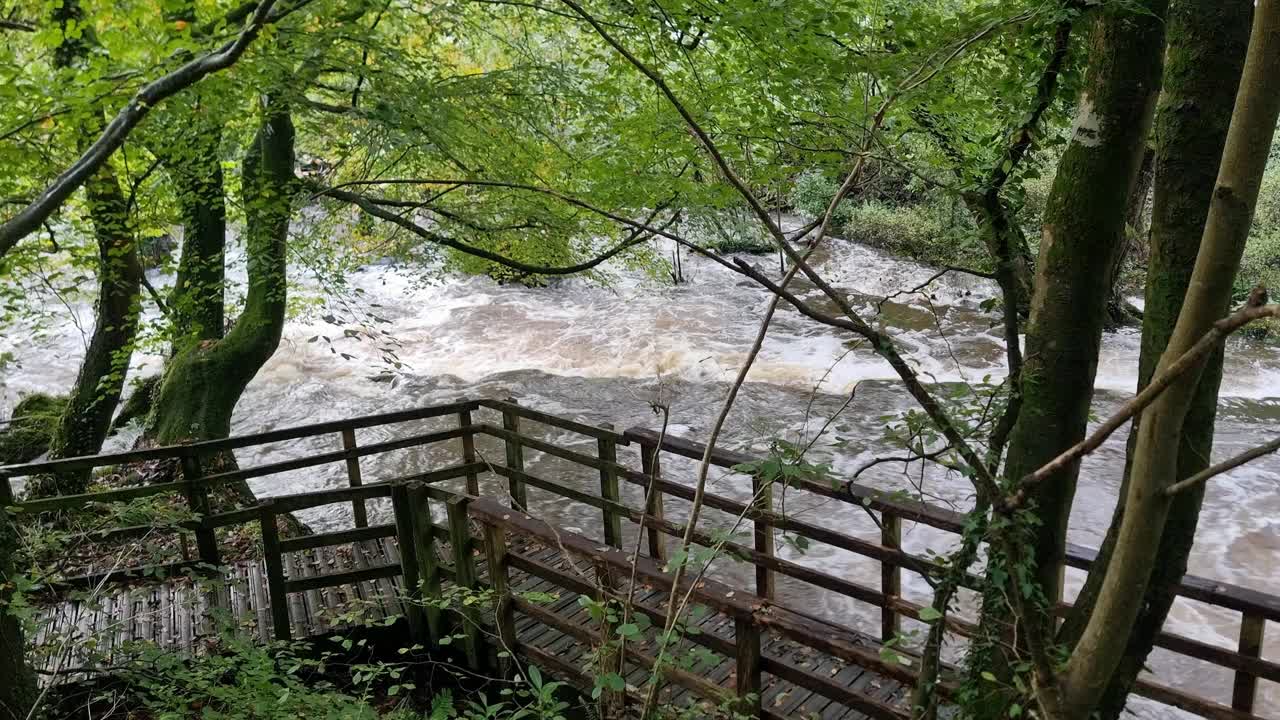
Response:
[350,541,387,623]
[26,511,910,718]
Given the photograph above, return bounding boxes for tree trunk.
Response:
[34,1,144,497]
[982,0,1169,629]
[167,126,228,351]
[1062,2,1280,713]
[1058,2,1252,717]
[147,102,293,447]
[0,482,38,719]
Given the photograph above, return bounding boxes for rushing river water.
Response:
[3,218,1279,716]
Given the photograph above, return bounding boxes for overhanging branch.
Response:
[0,0,281,256]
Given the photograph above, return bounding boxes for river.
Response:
[3,219,1278,716]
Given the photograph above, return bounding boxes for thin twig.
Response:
[1165,435,1280,496]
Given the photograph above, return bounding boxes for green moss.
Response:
[0,393,68,465]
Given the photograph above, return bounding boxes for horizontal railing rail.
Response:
[0,400,481,479]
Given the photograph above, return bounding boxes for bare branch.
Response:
[1165,435,1280,496]
[316,183,655,276]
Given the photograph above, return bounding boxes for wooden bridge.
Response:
[2,399,1277,719]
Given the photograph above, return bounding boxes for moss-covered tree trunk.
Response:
[0,483,37,719]
[148,102,293,447]
[34,0,144,497]
[1063,2,1280,713]
[988,0,1168,614]
[1057,2,1252,717]
[167,127,228,350]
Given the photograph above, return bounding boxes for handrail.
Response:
[624,426,1280,624]
[476,398,628,443]
[0,399,480,478]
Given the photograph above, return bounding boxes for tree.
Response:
[33,0,145,497]
[1058,1,1254,715]
[1061,1,1280,712]
[0,0,280,256]
[147,97,294,445]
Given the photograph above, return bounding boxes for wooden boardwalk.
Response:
[32,530,907,719]
[9,398,1276,720]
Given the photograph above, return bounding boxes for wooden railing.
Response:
[623,427,1280,720]
[2,398,1275,720]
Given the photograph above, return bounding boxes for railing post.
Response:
[482,520,517,677]
[409,483,443,644]
[459,409,480,495]
[750,470,774,600]
[880,509,901,643]
[1232,612,1265,712]
[391,482,426,646]
[447,495,483,669]
[501,401,528,511]
[640,442,665,562]
[734,616,763,718]
[180,453,220,568]
[598,424,622,549]
[259,500,290,642]
[340,428,368,528]
[595,561,624,720]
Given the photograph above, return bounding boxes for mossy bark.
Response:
[0,482,38,719]
[167,123,227,350]
[995,0,1169,609]
[1062,1,1280,712]
[969,1,1169,711]
[1058,3,1251,717]
[148,104,293,447]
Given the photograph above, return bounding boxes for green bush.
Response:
[1237,164,1280,301]
[839,199,986,270]
[788,169,855,228]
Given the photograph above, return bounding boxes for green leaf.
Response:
[917,606,943,622]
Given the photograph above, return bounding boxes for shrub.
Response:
[839,199,987,270]
[1237,164,1280,301]
[788,169,855,228]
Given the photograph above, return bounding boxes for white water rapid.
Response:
[4,218,1279,716]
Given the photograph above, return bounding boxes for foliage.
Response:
[682,207,775,255]
[842,200,984,270]
[1238,163,1280,303]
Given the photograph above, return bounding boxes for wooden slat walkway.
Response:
[30,533,907,719]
